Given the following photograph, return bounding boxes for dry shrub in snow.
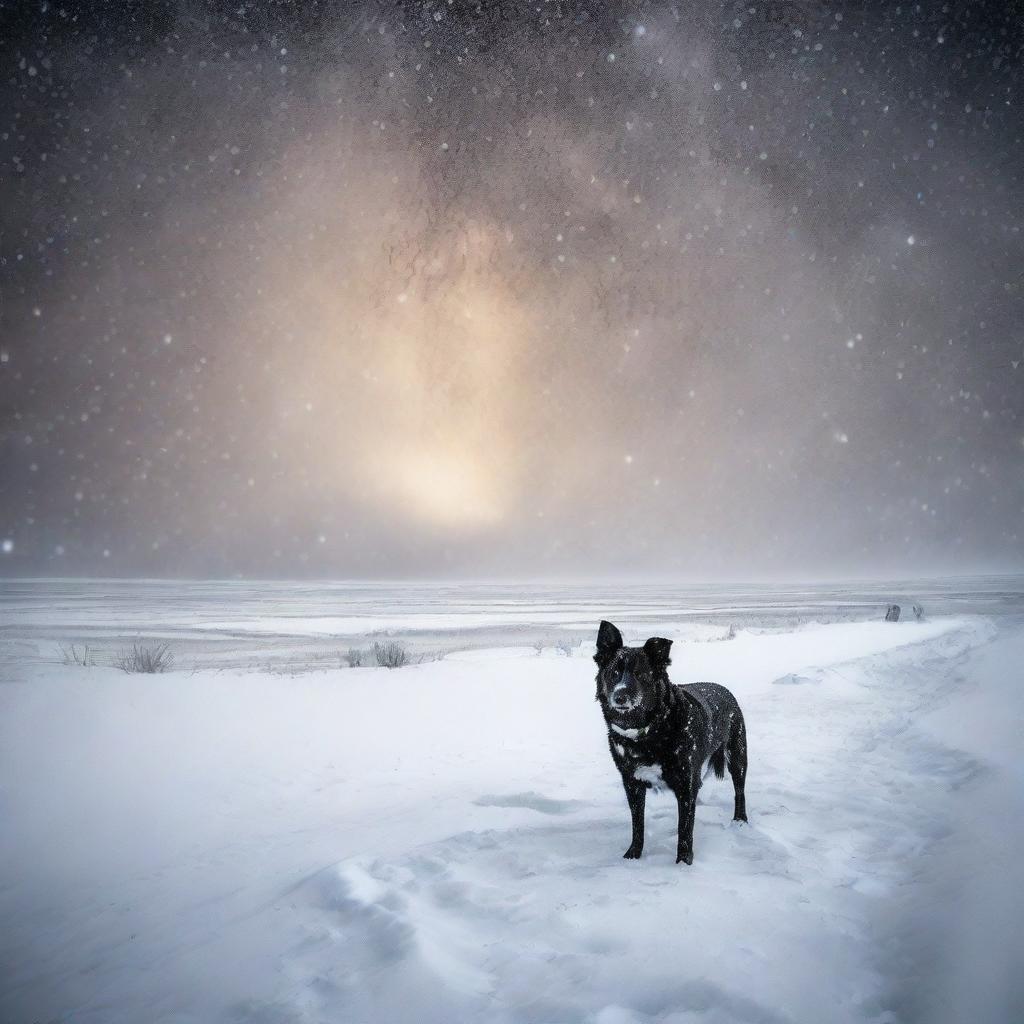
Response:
[115,642,175,674]
[373,640,408,669]
[59,643,95,667]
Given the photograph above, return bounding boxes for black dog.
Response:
[594,620,748,864]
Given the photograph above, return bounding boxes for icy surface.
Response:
[1,578,1022,1023]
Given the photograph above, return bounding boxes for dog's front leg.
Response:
[622,779,646,859]
[674,781,697,865]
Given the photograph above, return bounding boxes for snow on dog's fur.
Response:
[594,620,749,864]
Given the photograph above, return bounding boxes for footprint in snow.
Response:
[772,672,819,686]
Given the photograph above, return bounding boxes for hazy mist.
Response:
[2,1,1022,578]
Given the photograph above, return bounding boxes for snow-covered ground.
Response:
[1,578,1022,1023]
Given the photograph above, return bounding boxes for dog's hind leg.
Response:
[727,713,748,822]
[622,778,646,859]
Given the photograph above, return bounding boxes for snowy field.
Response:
[1,577,1022,1024]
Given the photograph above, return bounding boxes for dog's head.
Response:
[593,620,672,717]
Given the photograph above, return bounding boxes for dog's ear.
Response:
[643,637,672,672]
[594,620,623,666]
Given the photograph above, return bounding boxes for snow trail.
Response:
[252,618,994,1024]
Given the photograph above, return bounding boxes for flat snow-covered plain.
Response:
[1,577,1022,1024]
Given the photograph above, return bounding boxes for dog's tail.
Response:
[709,744,726,779]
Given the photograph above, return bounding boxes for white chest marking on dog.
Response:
[610,724,644,739]
[633,764,665,790]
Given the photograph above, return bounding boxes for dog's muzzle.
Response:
[610,685,637,711]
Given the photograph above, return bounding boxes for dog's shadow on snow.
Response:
[473,790,588,815]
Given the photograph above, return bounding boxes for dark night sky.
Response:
[1,1,1022,578]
